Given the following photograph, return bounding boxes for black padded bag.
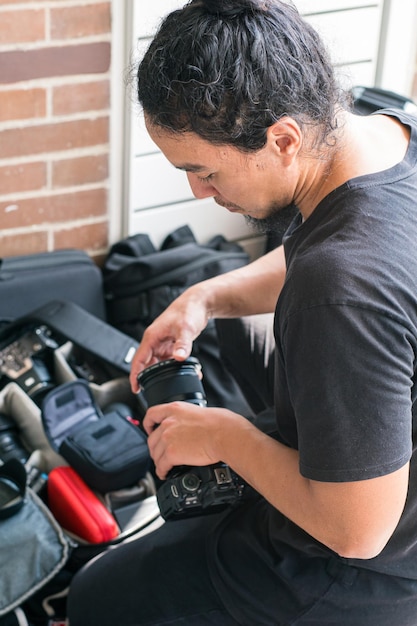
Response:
[42,380,150,493]
[0,249,106,323]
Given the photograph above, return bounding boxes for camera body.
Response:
[156,462,245,520]
[137,357,246,520]
[0,325,58,404]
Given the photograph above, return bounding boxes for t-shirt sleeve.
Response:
[282,303,414,482]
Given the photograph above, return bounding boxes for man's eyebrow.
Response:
[175,163,206,173]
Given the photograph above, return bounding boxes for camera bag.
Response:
[42,380,151,493]
[0,459,70,618]
[0,248,106,325]
[47,465,120,543]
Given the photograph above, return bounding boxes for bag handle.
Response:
[107,233,156,258]
[160,225,197,250]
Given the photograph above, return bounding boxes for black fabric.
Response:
[0,611,27,626]
[68,513,241,626]
[60,412,150,493]
[68,498,417,626]
[215,315,276,418]
[103,226,252,414]
[351,85,417,116]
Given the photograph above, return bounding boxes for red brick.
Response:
[0,43,110,84]
[51,3,110,40]
[52,154,109,188]
[0,188,108,229]
[0,0,41,4]
[0,88,46,122]
[53,220,109,251]
[0,231,48,257]
[53,80,110,116]
[0,117,109,159]
[3,88,46,120]
[0,161,46,195]
[0,9,44,45]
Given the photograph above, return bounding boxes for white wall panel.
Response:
[297,0,378,13]
[130,113,159,158]
[135,0,182,38]
[129,197,253,248]
[305,7,381,68]
[129,153,194,211]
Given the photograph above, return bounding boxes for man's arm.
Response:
[216,416,409,560]
[144,402,409,560]
[199,244,287,318]
[130,245,286,389]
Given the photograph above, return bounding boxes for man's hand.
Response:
[129,287,210,392]
[143,402,237,478]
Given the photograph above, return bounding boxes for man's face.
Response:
[145,120,299,233]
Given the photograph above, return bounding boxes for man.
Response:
[68,1,417,624]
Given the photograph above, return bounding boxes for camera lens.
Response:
[137,357,207,409]
[181,473,201,492]
[0,414,29,465]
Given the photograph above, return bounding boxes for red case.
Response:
[47,466,119,543]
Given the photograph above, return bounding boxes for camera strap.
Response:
[0,459,26,521]
[4,300,139,376]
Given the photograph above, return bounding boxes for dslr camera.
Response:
[0,325,58,405]
[137,357,246,520]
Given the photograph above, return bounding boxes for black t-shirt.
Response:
[208,109,417,619]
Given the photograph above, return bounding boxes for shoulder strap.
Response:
[4,300,139,375]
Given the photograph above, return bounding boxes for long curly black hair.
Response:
[137,0,349,152]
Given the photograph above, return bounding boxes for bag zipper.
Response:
[0,250,91,273]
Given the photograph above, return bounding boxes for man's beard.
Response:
[244,203,299,238]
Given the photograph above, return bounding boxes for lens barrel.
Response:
[137,357,207,409]
[0,414,29,465]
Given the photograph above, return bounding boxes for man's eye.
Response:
[198,173,214,183]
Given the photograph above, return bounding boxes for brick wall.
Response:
[0,0,111,261]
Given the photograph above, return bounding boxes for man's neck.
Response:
[296,110,410,220]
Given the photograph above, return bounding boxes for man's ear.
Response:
[266,117,302,162]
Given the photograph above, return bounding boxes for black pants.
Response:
[67,510,417,626]
[67,315,417,626]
